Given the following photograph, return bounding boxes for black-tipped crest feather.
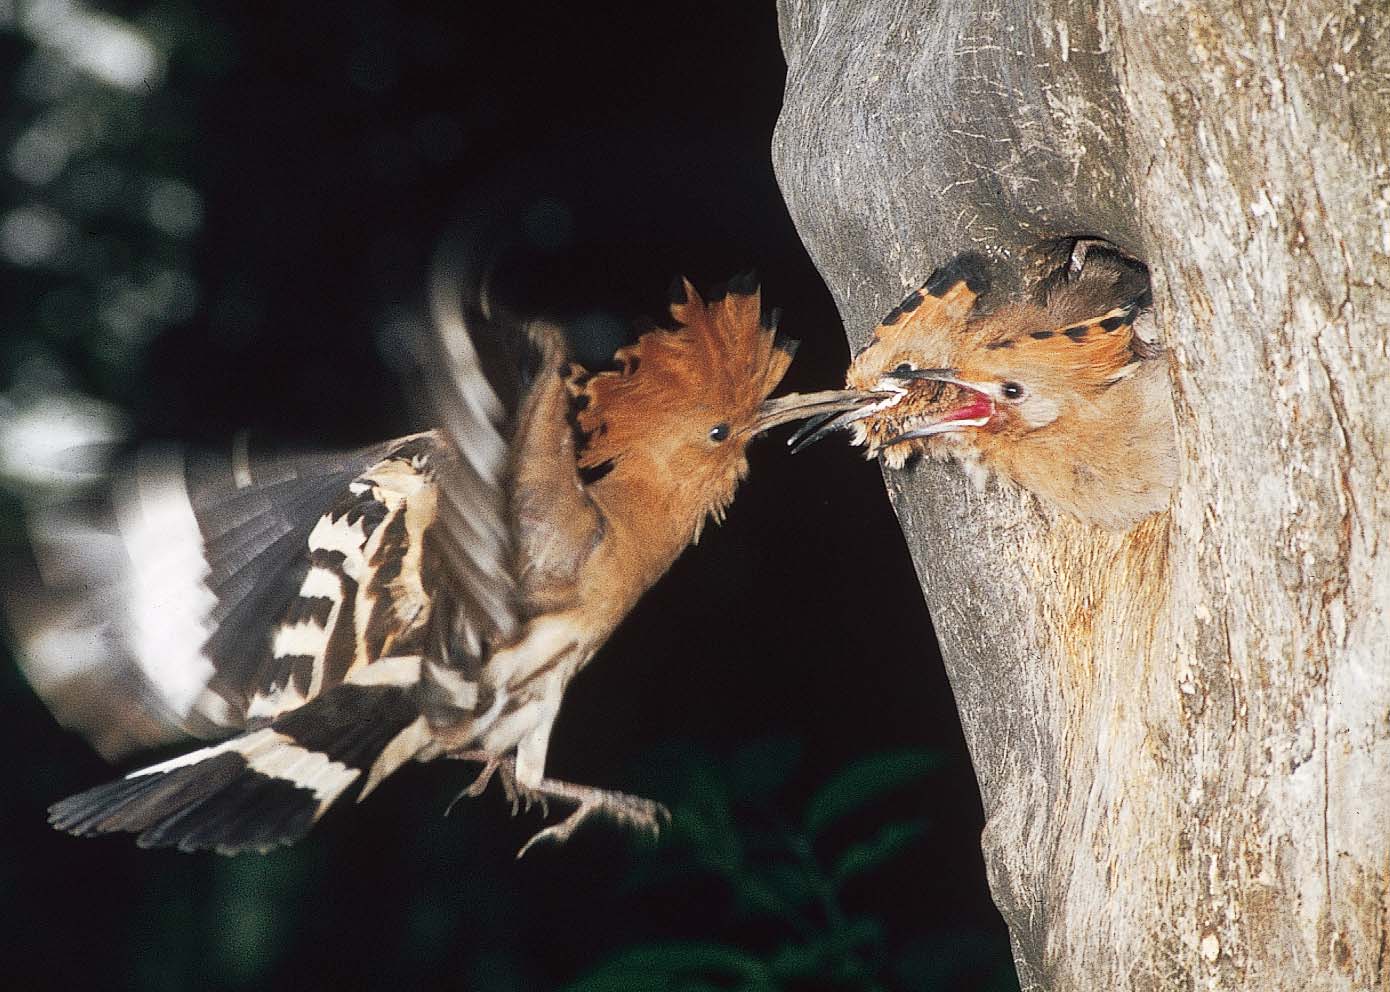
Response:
[924,252,991,298]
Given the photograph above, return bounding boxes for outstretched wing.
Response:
[32,426,514,855]
[7,439,398,759]
[8,258,529,762]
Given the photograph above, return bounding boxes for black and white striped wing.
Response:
[42,431,513,854]
[221,260,534,725]
[8,439,399,760]
[14,254,536,852]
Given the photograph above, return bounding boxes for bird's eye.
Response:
[893,362,915,374]
[1001,381,1025,400]
[708,422,730,443]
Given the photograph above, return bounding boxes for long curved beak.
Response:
[750,389,892,437]
[786,399,892,454]
[881,367,975,389]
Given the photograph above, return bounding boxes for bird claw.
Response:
[516,790,670,859]
[443,752,547,818]
[509,783,549,819]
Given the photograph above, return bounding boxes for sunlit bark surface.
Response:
[772,1,1389,988]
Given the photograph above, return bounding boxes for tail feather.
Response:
[50,751,246,837]
[134,765,319,854]
[49,681,428,854]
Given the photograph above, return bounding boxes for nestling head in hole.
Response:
[794,242,1177,532]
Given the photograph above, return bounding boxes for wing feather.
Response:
[6,440,401,758]
[9,244,544,766]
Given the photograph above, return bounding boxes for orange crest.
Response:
[964,300,1142,396]
[846,255,990,392]
[571,278,795,468]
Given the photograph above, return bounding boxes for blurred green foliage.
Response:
[2,1,229,401]
[568,741,1018,992]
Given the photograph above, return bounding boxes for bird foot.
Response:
[444,752,548,817]
[515,780,670,859]
[443,752,670,855]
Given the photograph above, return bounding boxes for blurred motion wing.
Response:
[6,438,400,760]
[6,246,534,762]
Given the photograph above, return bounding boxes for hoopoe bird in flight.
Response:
[794,241,1177,531]
[6,267,878,855]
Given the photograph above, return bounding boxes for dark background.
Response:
[0,3,1015,989]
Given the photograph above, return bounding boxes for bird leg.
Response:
[443,753,669,856]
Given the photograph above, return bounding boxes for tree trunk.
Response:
[771,2,1390,989]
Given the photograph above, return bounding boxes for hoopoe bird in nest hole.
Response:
[5,267,879,855]
[793,239,1177,531]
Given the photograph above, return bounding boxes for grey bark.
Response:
[772,2,1390,990]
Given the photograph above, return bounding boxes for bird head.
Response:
[792,244,1175,530]
[871,297,1147,457]
[787,254,992,465]
[795,251,1152,469]
[569,275,881,539]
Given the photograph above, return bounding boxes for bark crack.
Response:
[1311,327,1363,562]
[1321,671,1333,911]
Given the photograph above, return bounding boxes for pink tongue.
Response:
[944,394,993,422]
